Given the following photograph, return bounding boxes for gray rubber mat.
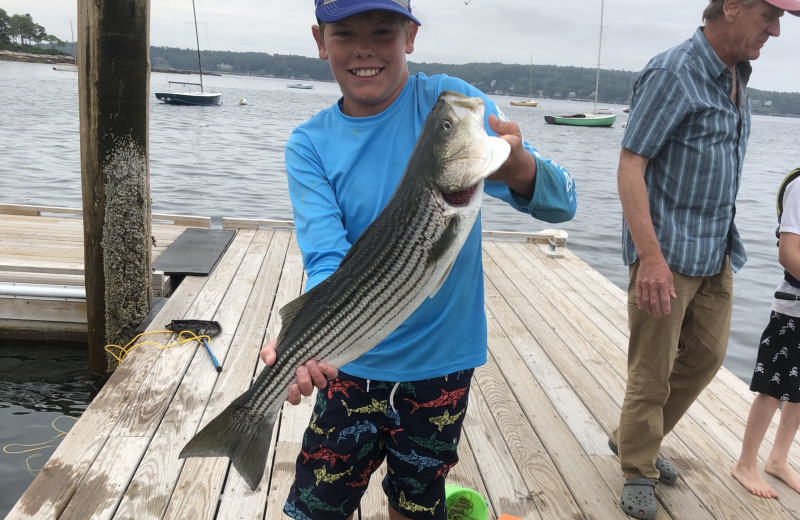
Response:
[152,228,236,276]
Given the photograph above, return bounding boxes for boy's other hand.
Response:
[259,339,339,405]
[486,113,536,199]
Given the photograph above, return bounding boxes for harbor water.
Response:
[1,60,800,515]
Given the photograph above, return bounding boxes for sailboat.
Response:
[544,0,616,127]
[510,56,538,107]
[52,21,77,72]
[155,0,221,106]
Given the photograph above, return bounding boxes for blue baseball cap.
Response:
[315,0,422,25]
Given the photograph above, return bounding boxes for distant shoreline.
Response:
[0,50,74,65]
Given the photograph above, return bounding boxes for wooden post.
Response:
[78,0,152,375]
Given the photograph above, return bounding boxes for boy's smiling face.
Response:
[313,10,418,117]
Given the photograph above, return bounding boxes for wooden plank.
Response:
[159,230,292,520]
[59,437,150,520]
[505,244,798,519]
[210,232,307,518]
[151,213,211,227]
[222,217,294,230]
[463,365,542,520]
[0,204,84,216]
[265,442,303,520]
[481,296,633,519]
[0,297,87,322]
[0,203,210,228]
[469,351,582,520]
[487,243,757,519]
[104,230,260,520]
[483,242,618,450]
[482,228,568,246]
[0,318,87,341]
[4,231,256,520]
[548,246,800,516]
[4,275,207,520]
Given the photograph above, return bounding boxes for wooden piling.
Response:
[78,0,152,375]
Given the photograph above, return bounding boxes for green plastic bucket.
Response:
[445,484,489,520]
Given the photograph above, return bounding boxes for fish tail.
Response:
[179,401,276,491]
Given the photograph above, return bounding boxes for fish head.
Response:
[426,91,511,210]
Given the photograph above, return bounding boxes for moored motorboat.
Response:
[544,113,617,127]
[509,99,539,107]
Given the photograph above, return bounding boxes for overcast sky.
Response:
[5,0,800,93]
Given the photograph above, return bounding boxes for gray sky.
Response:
[5,0,800,92]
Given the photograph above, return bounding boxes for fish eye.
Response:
[442,120,452,130]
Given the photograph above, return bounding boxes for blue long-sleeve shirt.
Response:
[284,73,576,381]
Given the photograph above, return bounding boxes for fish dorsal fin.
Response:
[277,291,313,344]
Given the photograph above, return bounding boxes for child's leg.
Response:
[731,393,780,498]
[765,401,800,493]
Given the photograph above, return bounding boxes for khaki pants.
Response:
[612,258,733,480]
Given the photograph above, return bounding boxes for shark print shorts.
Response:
[283,369,474,520]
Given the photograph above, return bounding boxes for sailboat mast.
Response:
[191,0,204,93]
[594,0,604,113]
[529,55,533,98]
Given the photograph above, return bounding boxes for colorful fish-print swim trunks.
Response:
[284,370,474,520]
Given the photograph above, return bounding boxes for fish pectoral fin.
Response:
[426,219,459,299]
[428,263,455,299]
[428,218,458,264]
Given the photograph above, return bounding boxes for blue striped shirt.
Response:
[621,27,751,276]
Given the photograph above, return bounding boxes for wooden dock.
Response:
[0,204,211,341]
[5,213,800,520]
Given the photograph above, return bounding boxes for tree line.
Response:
[0,8,65,48]
[4,8,799,115]
[151,46,800,116]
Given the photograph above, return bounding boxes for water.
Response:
[2,60,800,515]
[0,341,96,518]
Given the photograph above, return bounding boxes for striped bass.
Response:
[179,90,511,490]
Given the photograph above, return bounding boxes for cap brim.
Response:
[767,0,800,11]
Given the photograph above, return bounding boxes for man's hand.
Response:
[259,339,339,405]
[635,256,676,317]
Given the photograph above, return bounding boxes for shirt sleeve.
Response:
[781,179,800,237]
[622,67,692,159]
[285,129,349,291]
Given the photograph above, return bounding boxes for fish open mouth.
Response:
[442,184,478,206]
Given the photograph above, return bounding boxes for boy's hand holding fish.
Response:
[260,339,337,404]
[485,113,538,200]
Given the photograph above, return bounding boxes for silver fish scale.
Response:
[246,187,451,415]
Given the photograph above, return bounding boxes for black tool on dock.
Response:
[166,319,223,372]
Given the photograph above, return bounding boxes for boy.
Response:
[261,1,576,518]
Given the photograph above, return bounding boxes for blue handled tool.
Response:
[201,337,222,372]
[166,319,223,372]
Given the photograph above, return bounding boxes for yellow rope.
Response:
[3,416,78,474]
[104,329,211,364]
